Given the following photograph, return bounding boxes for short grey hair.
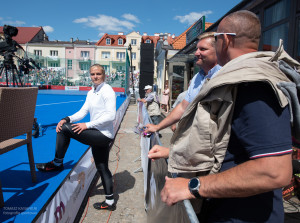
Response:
[90,64,105,75]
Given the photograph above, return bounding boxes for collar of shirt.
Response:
[93,82,105,93]
[199,64,222,80]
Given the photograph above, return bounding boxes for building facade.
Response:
[167,0,300,106]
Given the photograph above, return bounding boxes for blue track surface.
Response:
[0,90,127,223]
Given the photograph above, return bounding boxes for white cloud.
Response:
[43,26,54,33]
[73,18,88,23]
[174,11,212,25]
[73,14,140,35]
[122,13,141,23]
[0,20,26,26]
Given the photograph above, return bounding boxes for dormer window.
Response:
[145,39,151,43]
[106,38,111,45]
[118,38,123,45]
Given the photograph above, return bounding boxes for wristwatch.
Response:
[188,177,202,199]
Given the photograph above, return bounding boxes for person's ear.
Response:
[225,34,236,48]
[222,34,231,50]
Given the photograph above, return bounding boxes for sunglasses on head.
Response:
[214,33,236,42]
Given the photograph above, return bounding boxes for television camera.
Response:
[0,25,40,87]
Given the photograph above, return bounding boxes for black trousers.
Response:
[55,123,113,195]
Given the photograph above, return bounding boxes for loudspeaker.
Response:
[139,43,154,98]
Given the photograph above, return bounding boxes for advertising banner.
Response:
[137,102,199,223]
[35,149,97,223]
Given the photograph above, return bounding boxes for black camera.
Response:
[3,25,18,38]
[0,24,40,87]
[0,25,19,54]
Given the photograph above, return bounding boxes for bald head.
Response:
[215,10,261,65]
[219,10,261,49]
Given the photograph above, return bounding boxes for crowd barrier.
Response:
[137,101,199,223]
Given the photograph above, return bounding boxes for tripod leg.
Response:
[5,67,9,87]
[12,68,16,87]
[0,66,4,86]
[15,66,23,87]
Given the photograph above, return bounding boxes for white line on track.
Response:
[36,100,84,107]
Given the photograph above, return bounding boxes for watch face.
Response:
[189,178,199,189]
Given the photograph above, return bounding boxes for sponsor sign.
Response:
[186,16,205,45]
[65,86,79,91]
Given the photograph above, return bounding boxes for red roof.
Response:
[0,26,44,44]
[96,33,175,48]
[96,33,127,46]
[141,35,174,47]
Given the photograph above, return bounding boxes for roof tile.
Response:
[0,26,44,44]
[96,33,127,47]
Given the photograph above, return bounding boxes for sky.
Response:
[0,0,243,42]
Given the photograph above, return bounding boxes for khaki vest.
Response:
[146,92,160,116]
[168,42,300,174]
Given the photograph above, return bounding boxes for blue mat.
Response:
[0,90,127,223]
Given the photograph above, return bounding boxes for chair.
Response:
[0,87,38,207]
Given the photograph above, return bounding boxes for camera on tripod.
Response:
[0,25,19,54]
[0,25,40,87]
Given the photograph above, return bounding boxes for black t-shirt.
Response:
[205,82,292,223]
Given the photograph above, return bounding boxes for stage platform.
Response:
[0,90,129,223]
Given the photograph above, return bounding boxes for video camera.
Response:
[0,25,40,86]
[0,25,20,54]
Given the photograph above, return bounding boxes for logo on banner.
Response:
[65,86,79,91]
[87,156,95,178]
[78,172,86,189]
[73,171,86,203]
[54,201,65,223]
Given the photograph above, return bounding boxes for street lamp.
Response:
[128,44,135,97]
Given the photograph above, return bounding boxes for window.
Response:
[102,65,110,74]
[131,39,137,45]
[80,63,89,71]
[106,38,111,45]
[49,62,59,67]
[261,0,291,52]
[132,52,136,60]
[118,38,123,45]
[264,0,290,27]
[34,50,42,56]
[145,39,151,43]
[50,50,58,56]
[67,60,72,70]
[117,52,125,60]
[102,51,110,59]
[263,22,289,51]
[81,51,89,58]
[116,65,125,72]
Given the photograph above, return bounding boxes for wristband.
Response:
[61,117,70,123]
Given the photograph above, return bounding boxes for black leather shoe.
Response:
[36,161,64,172]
